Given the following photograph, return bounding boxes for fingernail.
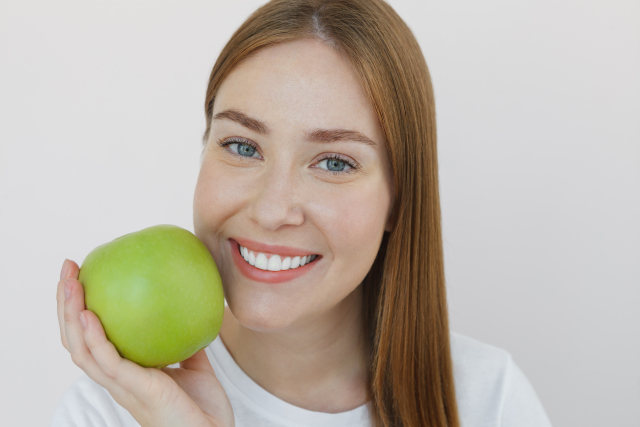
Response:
[60,259,69,280]
[64,279,71,300]
[79,312,87,330]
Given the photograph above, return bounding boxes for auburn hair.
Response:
[201,1,460,426]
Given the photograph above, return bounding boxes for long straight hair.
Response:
[202,1,459,426]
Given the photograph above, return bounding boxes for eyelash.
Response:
[216,137,360,175]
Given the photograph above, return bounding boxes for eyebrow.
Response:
[305,129,376,147]
[213,108,377,147]
[213,109,269,134]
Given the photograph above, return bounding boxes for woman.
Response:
[53,0,552,426]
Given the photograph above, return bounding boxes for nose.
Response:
[246,162,305,231]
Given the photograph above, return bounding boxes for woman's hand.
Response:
[56,259,235,427]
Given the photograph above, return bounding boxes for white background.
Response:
[1,0,638,425]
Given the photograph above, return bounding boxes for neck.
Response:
[218,285,370,413]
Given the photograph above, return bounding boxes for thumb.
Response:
[178,347,214,373]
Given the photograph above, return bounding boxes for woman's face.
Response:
[193,38,394,332]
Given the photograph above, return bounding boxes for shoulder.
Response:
[450,332,512,377]
[449,332,553,427]
[449,332,512,422]
[50,373,140,427]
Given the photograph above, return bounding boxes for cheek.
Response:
[312,178,390,267]
[194,164,241,229]
[193,163,246,270]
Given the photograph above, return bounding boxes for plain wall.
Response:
[1,0,638,425]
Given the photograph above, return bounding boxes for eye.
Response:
[216,137,360,176]
[316,155,359,175]
[217,137,261,159]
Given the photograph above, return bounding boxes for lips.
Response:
[229,239,320,284]
[231,236,318,258]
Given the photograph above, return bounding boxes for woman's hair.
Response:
[201,1,459,426]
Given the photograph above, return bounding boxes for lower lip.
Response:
[229,239,321,284]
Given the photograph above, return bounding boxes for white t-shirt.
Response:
[50,332,553,426]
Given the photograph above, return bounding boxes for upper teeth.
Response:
[239,245,317,271]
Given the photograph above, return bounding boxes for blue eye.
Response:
[316,156,357,175]
[216,137,360,176]
[218,137,260,158]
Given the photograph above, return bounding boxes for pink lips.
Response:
[229,239,320,284]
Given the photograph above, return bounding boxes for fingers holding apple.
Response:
[78,308,130,383]
[160,349,236,427]
[59,264,144,398]
[68,308,235,427]
[54,226,233,427]
[57,258,79,350]
[57,263,195,424]
[62,272,121,391]
[77,304,169,405]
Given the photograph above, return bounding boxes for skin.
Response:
[193,37,395,412]
[56,37,394,425]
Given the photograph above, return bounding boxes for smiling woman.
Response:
[52,1,552,427]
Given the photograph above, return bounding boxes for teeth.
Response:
[281,255,291,270]
[239,245,317,272]
[255,253,268,270]
[290,256,301,269]
[268,254,282,271]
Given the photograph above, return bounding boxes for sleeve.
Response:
[499,358,553,427]
[50,374,140,427]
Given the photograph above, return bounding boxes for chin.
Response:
[226,293,300,332]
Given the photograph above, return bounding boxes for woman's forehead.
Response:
[213,39,382,141]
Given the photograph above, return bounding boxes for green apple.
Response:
[78,224,224,369]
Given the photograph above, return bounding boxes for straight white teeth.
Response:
[239,245,317,272]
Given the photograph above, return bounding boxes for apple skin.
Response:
[78,224,224,369]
